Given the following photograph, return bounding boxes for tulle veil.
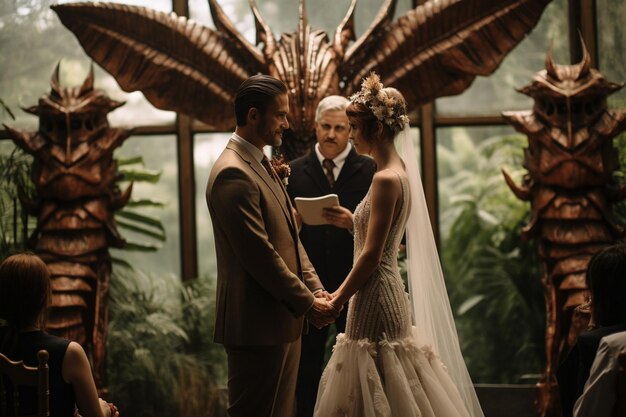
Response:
[398,123,484,417]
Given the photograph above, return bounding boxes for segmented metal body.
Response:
[503,49,626,416]
[3,66,131,384]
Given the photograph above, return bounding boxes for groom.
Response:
[206,74,338,417]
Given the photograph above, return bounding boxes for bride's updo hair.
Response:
[346,73,409,143]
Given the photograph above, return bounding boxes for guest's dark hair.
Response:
[586,244,626,326]
[234,75,288,126]
[0,252,50,328]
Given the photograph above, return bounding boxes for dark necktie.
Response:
[261,156,275,180]
[322,158,336,188]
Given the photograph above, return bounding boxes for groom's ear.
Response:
[247,107,260,124]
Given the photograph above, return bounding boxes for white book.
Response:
[294,194,340,226]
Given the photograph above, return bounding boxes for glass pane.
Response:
[0,0,175,131]
[190,0,412,47]
[111,135,181,276]
[598,0,626,108]
[437,126,545,383]
[436,0,569,116]
[194,132,232,279]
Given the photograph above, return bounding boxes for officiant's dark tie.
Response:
[261,156,275,180]
[322,158,335,187]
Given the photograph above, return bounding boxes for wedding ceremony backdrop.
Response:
[0,0,625,416]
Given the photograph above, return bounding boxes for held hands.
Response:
[306,294,341,329]
[75,399,119,417]
[99,398,119,417]
[322,205,354,230]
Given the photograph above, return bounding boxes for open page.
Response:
[294,194,340,225]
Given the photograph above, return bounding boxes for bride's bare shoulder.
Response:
[371,169,403,193]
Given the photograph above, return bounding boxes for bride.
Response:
[314,73,484,417]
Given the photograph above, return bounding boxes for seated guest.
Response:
[574,331,626,417]
[557,244,626,417]
[0,252,119,417]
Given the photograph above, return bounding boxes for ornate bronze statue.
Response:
[3,65,132,385]
[52,0,552,159]
[502,46,626,416]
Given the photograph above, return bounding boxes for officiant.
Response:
[287,95,376,417]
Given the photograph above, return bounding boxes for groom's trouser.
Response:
[296,310,347,417]
[225,338,301,417]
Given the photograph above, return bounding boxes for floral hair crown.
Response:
[349,73,409,133]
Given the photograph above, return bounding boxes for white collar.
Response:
[231,132,265,163]
[314,142,352,170]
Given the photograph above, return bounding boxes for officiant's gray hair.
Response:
[315,95,349,123]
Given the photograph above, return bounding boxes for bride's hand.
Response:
[329,293,344,313]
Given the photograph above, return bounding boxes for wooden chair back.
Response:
[0,350,49,417]
[617,347,626,417]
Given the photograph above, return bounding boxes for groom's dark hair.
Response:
[235,75,288,126]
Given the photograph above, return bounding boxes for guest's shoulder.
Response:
[601,330,626,349]
[580,324,626,343]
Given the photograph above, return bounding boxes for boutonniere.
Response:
[270,154,291,186]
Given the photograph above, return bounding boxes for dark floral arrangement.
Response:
[270,154,291,185]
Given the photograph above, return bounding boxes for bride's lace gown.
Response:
[314,172,471,417]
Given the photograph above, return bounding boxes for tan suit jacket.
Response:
[207,139,323,346]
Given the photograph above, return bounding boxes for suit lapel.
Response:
[333,148,366,191]
[226,140,297,232]
[303,152,332,194]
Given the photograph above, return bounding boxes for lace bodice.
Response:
[345,170,412,342]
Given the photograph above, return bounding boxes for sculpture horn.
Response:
[576,33,592,79]
[209,0,265,66]
[51,61,62,96]
[545,44,559,79]
[250,0,276,57]
[334,0,357,57]
[79,63,95,96]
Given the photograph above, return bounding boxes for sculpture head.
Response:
[519,43,623,147]
[23,63,124,163]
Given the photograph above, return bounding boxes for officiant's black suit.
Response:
[287,146,375,417]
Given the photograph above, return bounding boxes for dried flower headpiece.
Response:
[349,72,409,133]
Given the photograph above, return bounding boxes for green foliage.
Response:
[114,156,167,255]
[106,269,227,417]
[439,132,546,383]
[612,132,626,228]
[0,147,34,259]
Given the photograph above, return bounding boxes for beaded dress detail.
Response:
[314,171,471,417]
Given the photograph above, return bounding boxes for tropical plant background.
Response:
[438,132,545,383]
[106,268,227,417]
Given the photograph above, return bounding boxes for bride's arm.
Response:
[331,171,401,308]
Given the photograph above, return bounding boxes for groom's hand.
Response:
[306,298,339,329]
[315,290,334,302]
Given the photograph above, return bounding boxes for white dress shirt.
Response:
[231,132,266,164]
[314,142,352,181]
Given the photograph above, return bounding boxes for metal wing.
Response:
[52,2,267,130]
[341,0,552,111]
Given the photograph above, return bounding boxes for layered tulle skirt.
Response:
[313,331,471,417]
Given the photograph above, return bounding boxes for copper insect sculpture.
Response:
[3,65,132,385]
[502,47,626,417]
[52,0,553,160]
